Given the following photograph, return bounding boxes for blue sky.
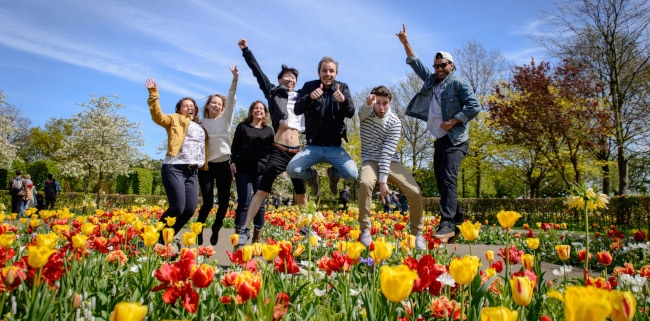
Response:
[0,0,558,158]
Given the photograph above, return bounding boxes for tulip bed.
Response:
[0,187,649,321]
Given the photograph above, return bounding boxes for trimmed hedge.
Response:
[115,168,154,195]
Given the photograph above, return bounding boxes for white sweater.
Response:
[202,88,236,163]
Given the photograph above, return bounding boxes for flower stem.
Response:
[584,203,590,280]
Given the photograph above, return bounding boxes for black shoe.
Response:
[326,167,339,195]
[210,231,219,246]
[306,174,320,196]
[433,225,456,239]
[197,232,203,246]
[446,227,462,244]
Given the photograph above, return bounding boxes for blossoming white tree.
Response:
[0,91,18,169]
[55,94,145,195]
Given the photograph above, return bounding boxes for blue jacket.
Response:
[405,54,481,145]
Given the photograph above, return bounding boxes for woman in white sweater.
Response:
[197,65,238,245]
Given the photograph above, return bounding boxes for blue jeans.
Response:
[234,172,265,230]
[434,135,468,229]
[159,164,199,238]
[286,145,358,181]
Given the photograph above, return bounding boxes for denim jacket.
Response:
[404,54,481,145]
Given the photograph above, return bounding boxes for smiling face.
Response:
[177,99,197,121]
[251,102,266,121]
[279,72,297,91]
[433,58,454,81]
[207,96,224,118]
[318,59,338,87]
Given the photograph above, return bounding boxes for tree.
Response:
[21,118,74,163]
[55,95,145,195]
[539,0,650,194]
[0,91,18,169]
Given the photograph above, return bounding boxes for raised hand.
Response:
[333,84,345,103]
[145,78,156,89]
[396,24,408,44]
[229,65,239,79]
[238,38,248,49]
[310,83,324,100]
[365,93,376,107]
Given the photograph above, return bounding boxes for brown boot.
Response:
[252,228,263,244]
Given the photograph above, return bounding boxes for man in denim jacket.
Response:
[397,24,481,242]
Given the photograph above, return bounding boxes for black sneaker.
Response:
[306,174,320,196]
[433,225,456,239]
[446,226,462,244]
[326,167,339,195]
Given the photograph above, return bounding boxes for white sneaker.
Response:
[360,229,372,247]
[415,233,426,250]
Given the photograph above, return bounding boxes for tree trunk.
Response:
[601,162,610,195]
[617,146,628,195]
[475,167,482,198]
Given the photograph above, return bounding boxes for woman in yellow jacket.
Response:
[145,78,205,241]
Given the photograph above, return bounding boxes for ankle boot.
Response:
[252,228,263,244]
[210,228,220,246]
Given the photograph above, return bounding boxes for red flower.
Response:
[586,276,612,289]
[234,271,262,302]
[197,246,215,259]
[428,295,461,320]
[151,249,199,313]
[274,254,300,274]
[511,269,538,289]
[634,230,646,242]
[638,265,650,278]
[221,271,239,287]
[273,292,290,321]
[1,265,26,292]
[191,264,215,288]
[490,261,504,273]
[498,245,524,265]
[410,254,438,293]
[596,251,613,266]
[613,262,635,277]
[577,249,592,263]
[226,250,245,265]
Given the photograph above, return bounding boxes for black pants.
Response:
[434,135,468,229]
[258,145,306,194]
[196,161,232,234]
[159,164,199,240]
[45,196,57,210]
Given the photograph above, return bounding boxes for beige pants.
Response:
[358,160,423,235]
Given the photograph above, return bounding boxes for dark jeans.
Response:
[11,195,24,216]
[159,164,199,239]
[258,145,306,194]
[434,135,468,229]
[197,161,232,234]
[45,196,57,210]
[234,171,265,230]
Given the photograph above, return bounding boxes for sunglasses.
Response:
[433,62,451,69]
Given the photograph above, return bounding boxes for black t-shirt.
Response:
[230,122,274,174]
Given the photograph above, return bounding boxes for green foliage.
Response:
[26,160,60,190]
[115,168,154,195]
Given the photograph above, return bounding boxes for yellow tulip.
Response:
[162,228,175,244]
[131,219,143,232]
[142,225,157,234]
[0,234,15,248]
[19,218,27,225]
[480,307,518,321]
[154,222,165,231]
[510,276,535,306]
[230,234,239,246]
[349,229,360,240]
[379,264,418,302]
[496,210,522,228]
[309,235,319,247]
[164,216,176,227]
[449,255,481,285]
[262,243,281,261]
[485,250,495,263]
[29,219,40,228]
[458,221,481,241]
[182,232,196,246]
[35,233,59,250]
[337,241,347,252]
[521,253,534,271]
[556,245,571,261]
[81,222,96,236]
[241,245,253,262]
[547,286,612,321]
[484,268,497,279]
[292,243,305,257]
[371,240,394,262]
[109,301,148,321]
[346,242,365,260]
[71,234,88,249]
[609,290,636,321]
[400,234,416,251]
[526,237,539,250]
[141,232,159,247]
[27,245,57,268]
[190,222,204,234]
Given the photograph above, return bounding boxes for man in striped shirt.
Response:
[358,85,425,250]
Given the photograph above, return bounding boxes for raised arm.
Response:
[396,24,415,58]
[239,38,274,99]
[358,93,375,122]
[396,24,432,81]
[223,65,239,127]
[145,78,171,128]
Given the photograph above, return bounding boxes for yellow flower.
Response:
[458,221,481,241]
[510,276,535,306]
[548,286,612,321]
[230,234,239,246]
[484,268,497,279]
[154,222,165,231]
[496,210,522,228]
[251,242,263,256]
[161,228,175,244]
[526,237,539,250]
[142,225,157,234]
[480,307,518,321]
[292,243,305,257]
[190,222,204,234]
[449,255,481,285]
[81,222,96,236]
[27,245,57,268]
[337,241,347,252]
[262,243,281,261]
[566,195,584,209]
[609,290,636,321]
[371,240,394,262]
[109,301,148,321]
[400,234,416,252]
[0,234,15,248]
[485,250,494,263]
[29,219,40,228]
[349,229,360,240]
[182,232,196,246]
[71,234,89,249]
[346,242,365,260]
[141,232,159,247]
[379,265,418,302]
[241,245,253,262]
[521,253,534,271]
[556,244,571,261]
[309,235,319,247]
[164,216,176,227]
[131,219,143,232]
[35,233,59,250]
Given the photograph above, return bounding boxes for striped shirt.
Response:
[359,104,401,183]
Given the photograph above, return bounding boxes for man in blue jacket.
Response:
[286,56,358,197]
[397,24,481,242]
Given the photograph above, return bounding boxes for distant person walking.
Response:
[9,170,30,217]
[43,173,62,210]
